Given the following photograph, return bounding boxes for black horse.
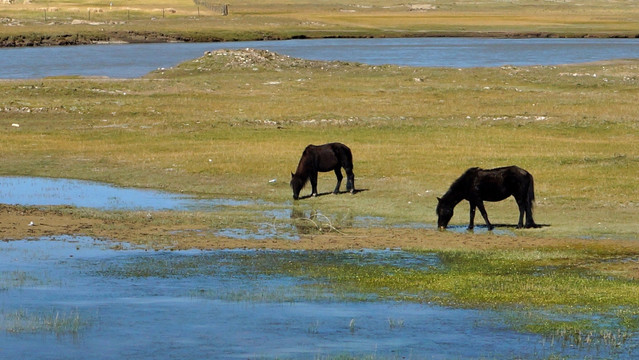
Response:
[436,166,538,230]
[290,142,355,200]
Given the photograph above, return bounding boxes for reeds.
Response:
[1,309,86,335]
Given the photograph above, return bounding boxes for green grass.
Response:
[1,50,638,240]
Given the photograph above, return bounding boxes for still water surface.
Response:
[0,176,254,211]
[2,37,639,79]
[2,237,633,359]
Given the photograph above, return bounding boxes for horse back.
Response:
[327,142,353,167]
[475,166,532,201]
[299,143,352,173]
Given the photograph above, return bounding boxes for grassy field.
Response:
[1,49,638,239]
[2,0,639,46]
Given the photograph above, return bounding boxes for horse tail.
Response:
[528,173,535,209]
[345,145,354,169]
[334,143,353,169]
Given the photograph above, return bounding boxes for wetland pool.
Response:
[1,236,633,359]
[0,176,255,211]
[0,176,513,238]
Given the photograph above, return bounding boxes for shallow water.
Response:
[2,237,633,359]
[0,176,254,211]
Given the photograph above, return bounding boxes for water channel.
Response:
[2,37,639,79]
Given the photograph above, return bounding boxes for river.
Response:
[1,37,639,79]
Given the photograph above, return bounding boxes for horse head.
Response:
[436,197,454,230]
[290,172,304,200]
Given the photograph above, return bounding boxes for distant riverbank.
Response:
[2,29,639,48]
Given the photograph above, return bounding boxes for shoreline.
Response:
[2,30,639,48]
[3,204,639,253]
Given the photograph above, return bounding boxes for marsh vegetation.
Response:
[2,237,637,358]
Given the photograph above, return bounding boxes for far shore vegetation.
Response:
[2,0,639,47]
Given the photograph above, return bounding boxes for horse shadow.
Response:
[461,223,551,231]
[489,223,551,229]
[297,188,369,200]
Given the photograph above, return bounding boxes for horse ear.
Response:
[291,172,294,178]
[437,197,441,202]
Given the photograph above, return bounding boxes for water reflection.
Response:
[289,207,354,235]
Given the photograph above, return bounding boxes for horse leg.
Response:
[524,200,538,228]
[517,191,538,228]
[345,167,355,194]
[468,203,476,230]
[310,172,318,197]
[476,201,493,230]
[516,198,526,229]
[333,168,343,194]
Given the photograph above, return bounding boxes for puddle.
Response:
[0,176,255,211]
[1,237,637,359]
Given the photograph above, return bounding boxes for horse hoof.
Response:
[311,193,317,197]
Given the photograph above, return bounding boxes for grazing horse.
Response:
[436,166,538,230]
[290,142,355,200]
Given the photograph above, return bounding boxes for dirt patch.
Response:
[1,205,104,239]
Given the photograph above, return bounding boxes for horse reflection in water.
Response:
[290,142,355,200]
[290,207,354,234]
[436,166,539,231]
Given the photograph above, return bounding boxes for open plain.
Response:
[1,0,639,356]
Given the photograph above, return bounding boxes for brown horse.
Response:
[436,166,538,230]
[290,142,355,200]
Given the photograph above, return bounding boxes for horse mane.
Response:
[291,147,313,189]
[441,167,480,201]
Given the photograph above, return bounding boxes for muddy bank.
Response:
[2,30,638,48]
[0,31,223,47]
[2,204,638,251]
[3,204,639,281]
